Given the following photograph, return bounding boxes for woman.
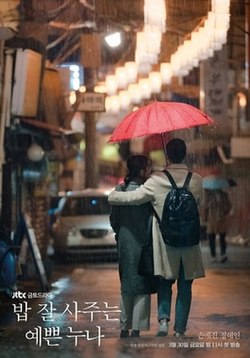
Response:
[109,155,156,338]
[203,188,232,263]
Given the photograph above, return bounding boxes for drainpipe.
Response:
[0,48,14,213]
[245,3,250,89]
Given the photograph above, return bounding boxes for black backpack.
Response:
[154,170,200,247]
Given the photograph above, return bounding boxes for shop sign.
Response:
[77,92,106,112]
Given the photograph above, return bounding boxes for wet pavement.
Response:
[0,242,249,357]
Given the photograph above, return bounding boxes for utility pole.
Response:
[84,67,98,188]
[80,34,103,188]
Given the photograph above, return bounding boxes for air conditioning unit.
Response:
[11,48,42,117]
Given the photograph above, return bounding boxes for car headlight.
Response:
[68,227,78,237]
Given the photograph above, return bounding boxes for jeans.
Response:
[157,261,193,334]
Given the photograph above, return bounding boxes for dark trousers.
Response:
[157,261,193,334]
[208,232,227,257]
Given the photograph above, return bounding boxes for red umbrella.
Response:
[108,101,215,143]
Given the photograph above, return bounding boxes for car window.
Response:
[61,196,111,216]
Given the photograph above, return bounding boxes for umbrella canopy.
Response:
[108,101,215,143]
[202,175,237,190]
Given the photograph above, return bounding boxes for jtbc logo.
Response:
[12,291,27,299]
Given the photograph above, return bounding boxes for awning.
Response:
[18,118,84,144]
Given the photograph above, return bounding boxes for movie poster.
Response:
[0,1,249,358]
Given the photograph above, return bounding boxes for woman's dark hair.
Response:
[124,155,150,185]
[166,138,186,163]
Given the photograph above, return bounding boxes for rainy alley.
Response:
[1,1,250,358]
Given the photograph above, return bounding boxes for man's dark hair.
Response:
[166,138,186,163]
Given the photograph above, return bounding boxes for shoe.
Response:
[131,330,140,337]
[221,255,227,263]
[174,332,185,339]
[156,319,168,337]
[120,330,129,338]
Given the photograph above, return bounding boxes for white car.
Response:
[52,188,117,262]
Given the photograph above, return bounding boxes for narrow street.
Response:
[0,242,249,358]
[0,2,249,358]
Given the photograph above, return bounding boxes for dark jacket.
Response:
[110,180,156,295]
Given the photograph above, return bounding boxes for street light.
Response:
[104,32,121,47]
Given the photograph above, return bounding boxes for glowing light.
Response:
[79,85,86,93]
[69,91,77,105]
[105,95,120,113]
[118,90,131,110]
[128,83,142,104]
[105,75,118,95]
[102,0,231,108]
[149,71,162,93]
[115,67,128,89]
[124,62,138,83]
[138,78,152,99]
[237,92,247,107]
[160,63,173,84]
[94,84,106,93]
[69,65,80,90]
[104,32,121,47]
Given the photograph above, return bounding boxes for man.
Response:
[108,138,205,338]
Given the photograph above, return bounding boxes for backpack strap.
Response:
[151,204,161,226]
[164,170,193,189]
[163,170,177,188]
[183,171,193,188]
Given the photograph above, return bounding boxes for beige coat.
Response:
[108,164,205,280]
